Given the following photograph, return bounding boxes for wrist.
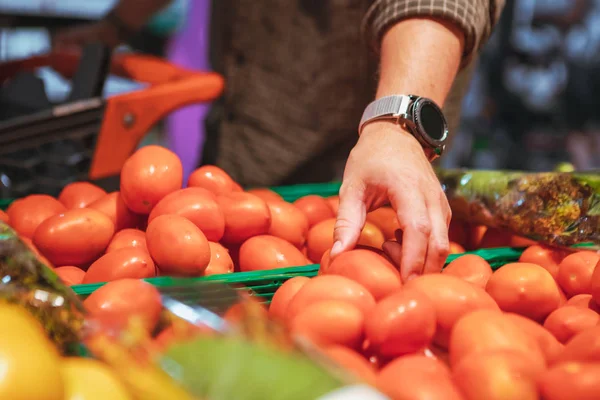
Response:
[359,121,426,155]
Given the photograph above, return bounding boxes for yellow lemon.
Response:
[0,302,64,400]
[62,358,132,400]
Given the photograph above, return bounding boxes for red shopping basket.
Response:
[0,46,224,198]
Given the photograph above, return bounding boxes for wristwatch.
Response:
[358,95,448,161]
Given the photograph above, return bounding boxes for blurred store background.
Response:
[1,0,599,176]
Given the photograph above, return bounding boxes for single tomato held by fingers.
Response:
[120,145,183,214]
[366,207,400,241]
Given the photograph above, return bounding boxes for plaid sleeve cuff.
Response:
[363,0,503,63]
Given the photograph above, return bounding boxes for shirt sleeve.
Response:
[362,0,506,63]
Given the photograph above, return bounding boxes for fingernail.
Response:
[330,241,343,256]
[406,273,419,282]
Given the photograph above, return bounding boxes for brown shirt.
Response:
[205,0,505,187]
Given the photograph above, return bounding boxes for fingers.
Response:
[389,188,430,283]
[423,194,450,274]
[382,240,402,267]
[331,181,366,258]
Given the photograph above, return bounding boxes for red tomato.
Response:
[187,165,239,195]
[87,192,143,231]
[238,235,307,272]
[566,294,600,313]
[83,247,156,283]
[7,195,66,238]
[54,266,85,286]
[479,228,536,249]
[519,244,570,280]
[452,350,544,400]
[325,249,401,301]
[556,326,600,364]
[0,209,9,224]
[376,355,463,400]
[449,309,546,368]
[106,229,147,253]
[366,207,399,241]
[504,313,564,364]
[539,362,600,400]
[405,274,499,348]
[293,195,335,227]
[442,254,493,288]
[591,258,600,305]
[448,219,468,248]
[33,208,115,267]
[286,275,376,321]
[146,214,211,276]
[58,182,107,209]
[486,262,561,321]
[543,306,600,344]
[246,188,283,203]
[365,287,436,357]
[269,276,310,321]
[326,196,339,214]
[120,145,183,214]
[323,346,376,385]
[148,187,225,242]
[466,224,487,250]
[289,300,365,349]
[266,201,309,248]
[203,242,234,276]
[216,192,271,244]
[84,279,162,333]
[557,251,600,297]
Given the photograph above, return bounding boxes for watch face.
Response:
[414,99,448,142]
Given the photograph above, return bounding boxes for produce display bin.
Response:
[70,246,527,301]
[0,47,224,198]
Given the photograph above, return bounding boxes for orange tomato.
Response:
[148,187,225,242]
[479,227,536,249]
[83,247,156,283]
[324,249,401,301]
[187,165,239,195]
[556,325,600,364]
[306,218,385,263]
[7,195,66,238]
[449,309,545,368]
[84,279,162,333]
[504,313,564,364]
[266,201,309,248]
[376,355,463,400]
[325,196,339,214]
[405,274,499,348]
[238,235,307,272]
[448,219,468,248]
[293,195,335,227]
[246,188,283,203]
[54,266,85,286]
[289,300,365,349]
[365,287,436,357]
[539,362,600,400]
[322,346,376,385]
[33,208,115,267]
[269,276,310,321]
[146,214,211,276]
[543,306,600,344]
[106,228,147,253]
[286,275,376,321]
[591,258,600,305]
[87,191,143,231]
[58,182,107,209]
[216,192,271,244]
[442,254,493,288]
[0,209,9,224]
[452,350,544,400]
[557,251,600,297]
[448,242,466,254]
[519,244,569,280]
[566,294,600,313]
[203,242,234,276]
[366,207,399,241]
[486,262,561,321]
[120,145,183,214]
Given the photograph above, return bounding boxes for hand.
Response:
[52,20,122,50]
[331,121,451,282]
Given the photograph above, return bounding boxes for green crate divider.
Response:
[0,199,11,210]
[269,182,341,202]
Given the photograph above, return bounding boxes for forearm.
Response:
[376,18,464,106]
[111,0,173,31]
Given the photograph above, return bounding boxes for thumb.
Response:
[331,182,366,258]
